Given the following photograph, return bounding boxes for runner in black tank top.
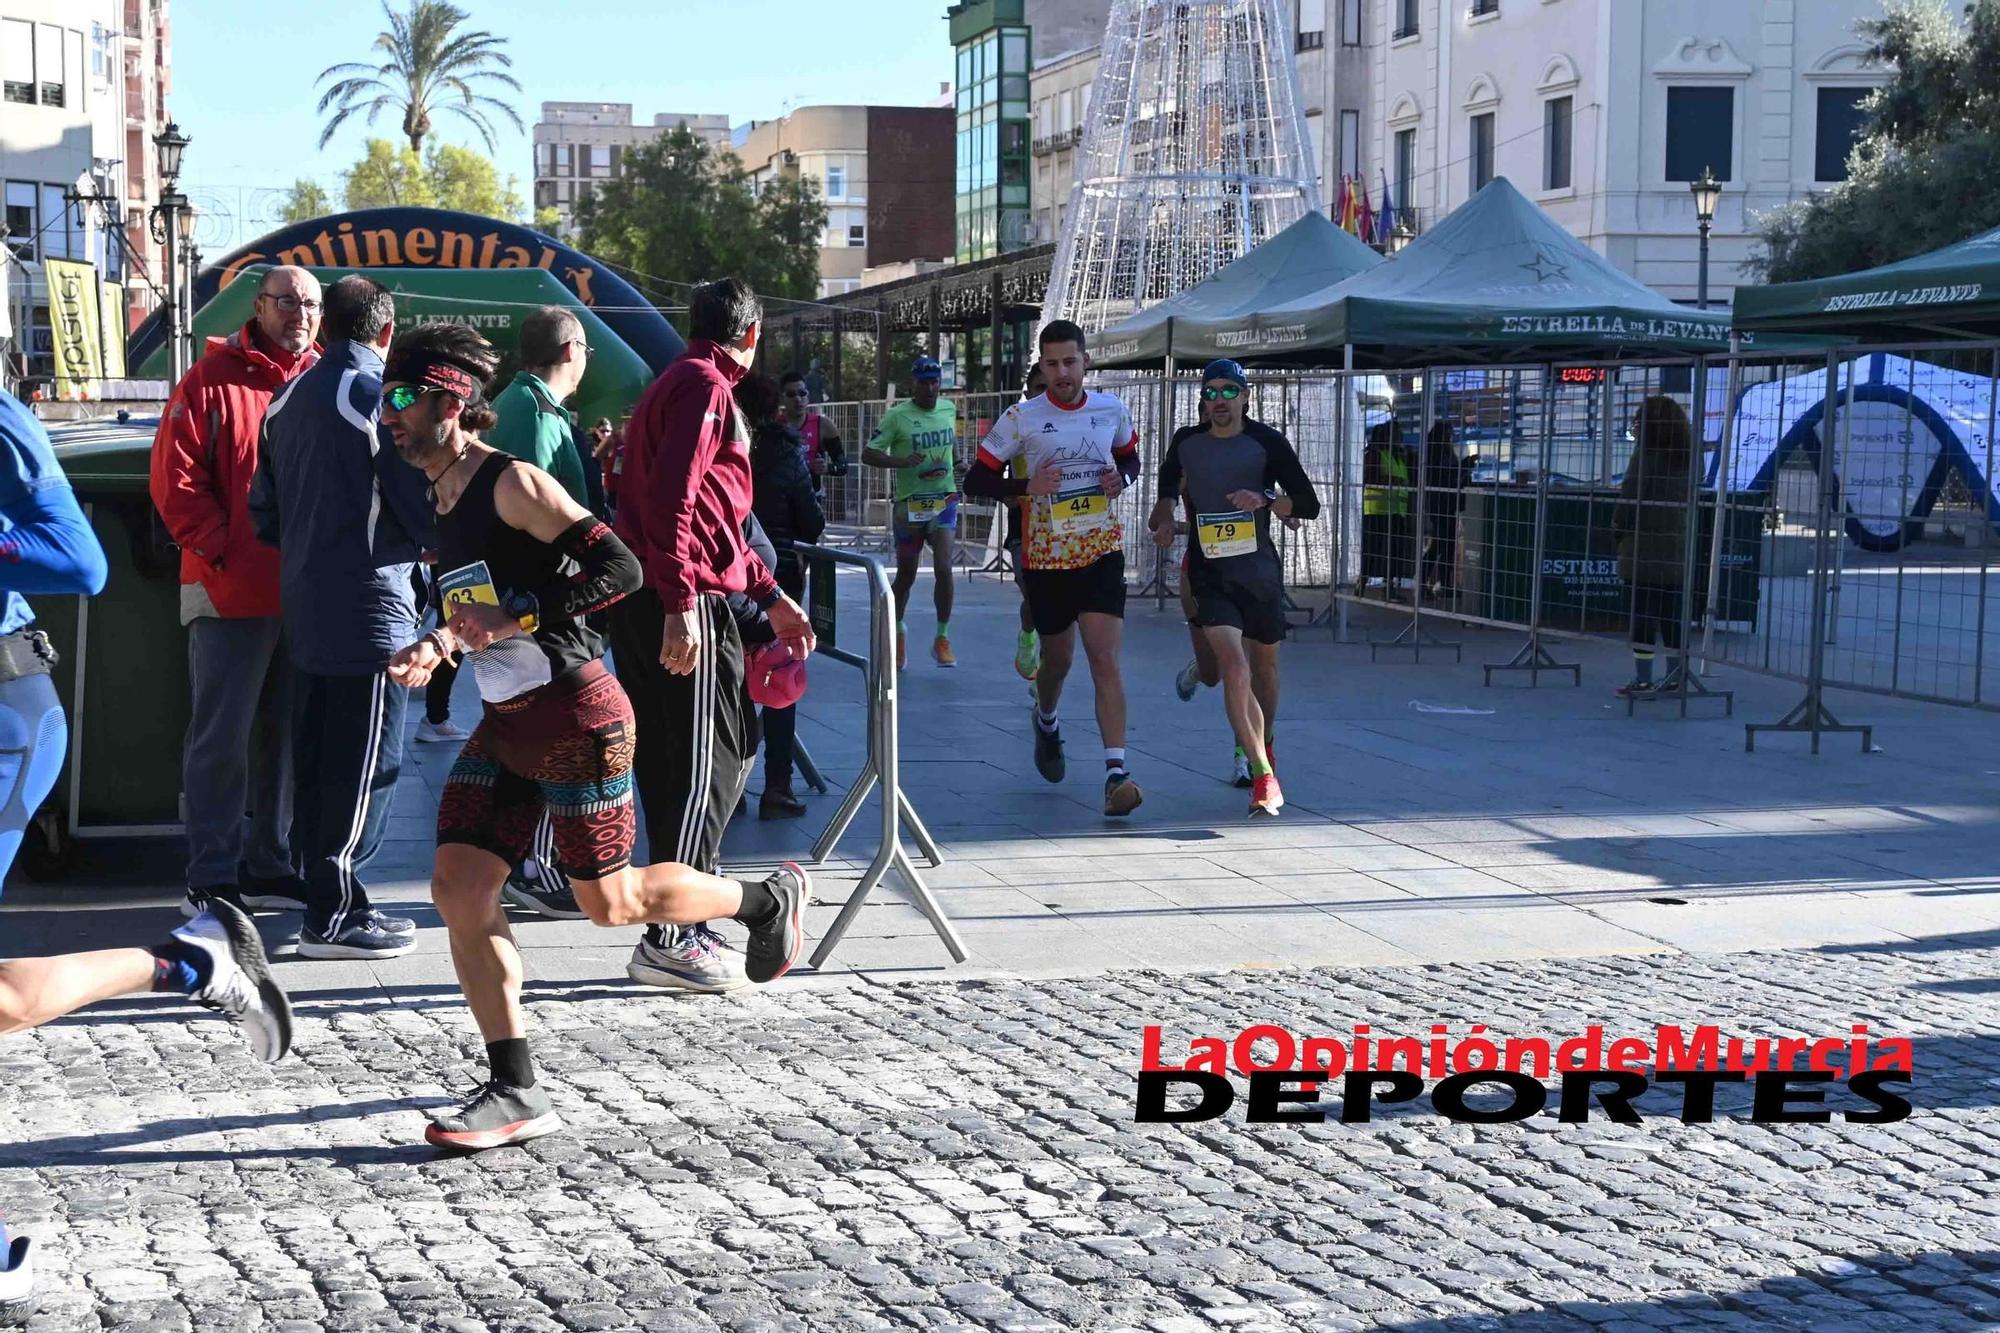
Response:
[378,322,810,1153]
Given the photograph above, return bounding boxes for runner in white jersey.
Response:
[964,320,1144,817]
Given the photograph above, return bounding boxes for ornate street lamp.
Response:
[1388,218,1416,256]
[1689,164,1721,311]
[152,124,192,381]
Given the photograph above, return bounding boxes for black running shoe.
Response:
[1104,771,1145,818]
[180,884,249,921]
[424,1081,563,1152]
[1032,711,1066,783]
[501,861,586,920]
[745,862,809,984]
[298,911,418,961]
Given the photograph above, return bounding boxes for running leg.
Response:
[1078,611,1128,752]
[0,951,154,1035]
[1249,640,1280,750]
[1205,625,1270,773]
[1035,624,1076,716]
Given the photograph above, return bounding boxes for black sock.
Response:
[732,877,779,928]
[487,1038,536,1089]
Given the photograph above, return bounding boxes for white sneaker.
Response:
[170,901,294,1062]
[0,1222,34,1326]
[416,718,470,743]
[627,924,748,993]
[1175,659,1203,702]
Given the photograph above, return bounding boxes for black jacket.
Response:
[750,422,826,565]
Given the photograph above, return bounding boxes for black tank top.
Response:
[435,453,600,702]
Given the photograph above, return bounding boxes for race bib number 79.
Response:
[1196,510,1256,559]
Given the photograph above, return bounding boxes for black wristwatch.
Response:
[504,590,541,634]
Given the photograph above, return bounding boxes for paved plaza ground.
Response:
[4,571,1999,1331]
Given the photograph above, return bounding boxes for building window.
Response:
[1470,0,1498,15]
[590,145,610,175]
[825,163,846,200]
[35,24,60,106]
[849,223,866,248]
[1298,0,1325,50]
[1,19,32,104]
[1341,0,1363,45]
[1665,85,1733,181]
[1339,109,1360,180]
[1544,95,1572,190]
[1305,111,1325,189]
[1394,0,1419,39]
[40,184,70,259]
[1469,113,1495,191]
[1394,127,1416,210]
[4,181,36,259]
[1815,86,1869,182]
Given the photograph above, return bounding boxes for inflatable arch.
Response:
[1714,353,2000,552]
[130,207,684,375]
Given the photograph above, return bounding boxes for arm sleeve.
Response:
[1258,427,1321,521]
[248,418,281,548]
[640,378,724,614]
[0,485,109,597]
[148,378,230,566]
[526,517,641,621]
[730,514,778,644]
[1157,427,1191,502]
[822,422,848,475]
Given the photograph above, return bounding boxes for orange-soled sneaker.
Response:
[1249,773,1284,818]
[932,635,956,668]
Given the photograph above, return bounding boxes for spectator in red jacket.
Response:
[608,276,815,994]
[149,265,321,918]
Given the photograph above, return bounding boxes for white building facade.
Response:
[1289,0,1889,306]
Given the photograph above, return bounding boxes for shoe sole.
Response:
[239,894,308,911]
[625,961,749,993]
[414,732,467,744]
[424,1111,565,1152]
[207,900,295,1063]
[295,937,419,961]
[499,883,589,921]
[759,805,807,821]
[1250,799,1284,818]
[1104,782,1145,818]
[749,864,809,984]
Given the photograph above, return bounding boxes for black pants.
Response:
[761,561,804,795]
[1630,583,1684,652]
[608,589,759,874]
[291,670,405,937]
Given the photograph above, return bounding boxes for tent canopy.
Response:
[139,266,654,431]
[1732,225,2000,341]
[1090,211,1383,368]
[1111,178,1732,368]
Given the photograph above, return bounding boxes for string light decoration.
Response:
[1041,0,1322,333]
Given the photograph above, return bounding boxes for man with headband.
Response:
[250,275,429,958]
[379,321,808,1150]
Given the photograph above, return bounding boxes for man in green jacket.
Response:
[488,306,592,506]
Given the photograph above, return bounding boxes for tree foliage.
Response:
[277,179,334,224]
[1751,0,2000,283]
[341,138,524,220]
[573,128,829,315]
[315,0,522,155]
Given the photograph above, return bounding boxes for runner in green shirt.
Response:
[863,356,962,669]
[487,306,592,508]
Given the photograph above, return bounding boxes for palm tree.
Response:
[315,0,523,156]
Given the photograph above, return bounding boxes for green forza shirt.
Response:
[870,400,960,502]
[487,371,589,506]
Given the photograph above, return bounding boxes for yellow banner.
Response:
[45,258,103,399]
[100,281,126,379]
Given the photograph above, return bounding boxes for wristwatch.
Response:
[504,591,541,634]
[1262,488,1282,506]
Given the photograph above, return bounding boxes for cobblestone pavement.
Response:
[4,926,1998,1332]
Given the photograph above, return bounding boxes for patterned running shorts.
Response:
[436,659,637,880]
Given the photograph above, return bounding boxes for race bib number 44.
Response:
[1052,479,1110,534]
[1196,510,1256,559]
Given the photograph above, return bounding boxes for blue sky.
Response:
[172,0,952,248]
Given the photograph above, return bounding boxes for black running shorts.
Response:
[1189,567,1288,645]
[1021,551,1126,637]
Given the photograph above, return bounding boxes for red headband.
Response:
[418,361,479,398]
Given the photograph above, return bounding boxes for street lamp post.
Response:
[1689,164,1721,311]
[152,122,191,382]
[1387,218,1415,257]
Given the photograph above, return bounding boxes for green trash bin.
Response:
[28,414,190,874]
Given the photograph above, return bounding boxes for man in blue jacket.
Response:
[250,275,432,959]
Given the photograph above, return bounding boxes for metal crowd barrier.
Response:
[794,542,967,968]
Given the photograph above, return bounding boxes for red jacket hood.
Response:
[202,321,319,384]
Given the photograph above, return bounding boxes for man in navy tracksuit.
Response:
[249,275,433,959]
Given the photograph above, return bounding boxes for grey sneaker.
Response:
[502,860,586,920]
[627,925,748,993]
[172,901,294,1062]
[745,863,808,984]
[297,911,419,961]
[424,1080,563,1152]
[1032,711,1066,783]
[1175,658,1203,701]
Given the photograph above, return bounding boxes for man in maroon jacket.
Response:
[150,265,321,919]
[610,277,815,992]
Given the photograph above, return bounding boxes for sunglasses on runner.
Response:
[384,385,437,412]
[1201,384,1243,401]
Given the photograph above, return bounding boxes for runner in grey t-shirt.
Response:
[1149,359,1319,818]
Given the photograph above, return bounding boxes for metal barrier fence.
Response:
[807,343,2000,736]
[794,542,967,968]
